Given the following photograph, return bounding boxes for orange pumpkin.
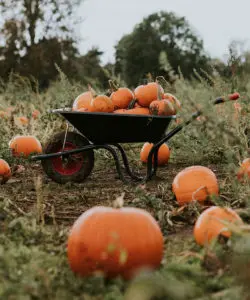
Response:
[237,158,250,181]
[140,143,170,166]
[0,111,8,118]
[109,80,134,109]
[89,95,114,113]
[134,82,164,107]
[32,109,40,119]
[77,107,88,112]
[67,206,164,280]
[194,206,243,246]
[113,108,150,115]
[16,116,29,126]
[72,91,93,111]
[113,109,127,114]
[149,99,176,116]
[6,106,15,113]
[163,93,181,109]
[0,159,11,184]
[9,135,42,157]
[172,166,219,206]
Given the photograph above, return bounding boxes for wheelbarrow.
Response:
[32,93,239,184]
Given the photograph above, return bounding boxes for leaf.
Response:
[119,249,128,265]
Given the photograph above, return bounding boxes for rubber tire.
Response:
[41,131,94,184]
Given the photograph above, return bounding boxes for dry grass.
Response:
[1,72,250,299]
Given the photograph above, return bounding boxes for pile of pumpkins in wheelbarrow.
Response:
[0,78,249,283]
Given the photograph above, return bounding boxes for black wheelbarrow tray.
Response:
[32,95,238,184]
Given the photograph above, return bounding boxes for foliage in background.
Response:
[114,11,210,87]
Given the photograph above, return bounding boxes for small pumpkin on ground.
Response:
[134,82,164,107]
[140,143,170,166]
[172,166,219,206]
[193,206,243,246]
[237,158,250,182]
[9,135,42,157]
[16,116,29,126]
[109,80,134,109]
[32,109,40,119]
[0,159,11,184]
[67,194,164,280]
[0,111,8,118]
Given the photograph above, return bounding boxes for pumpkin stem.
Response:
[113,192,125,209]
[146,73,154,83]
[156,79,163,101]
[156,76,171,91]
[128,99,138,109]
[108,80,119,92]
[88,84,97,98]
[192,186,208,202]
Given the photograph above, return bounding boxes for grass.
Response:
[1,71,250,299]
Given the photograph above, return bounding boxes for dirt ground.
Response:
[1,156,225,233]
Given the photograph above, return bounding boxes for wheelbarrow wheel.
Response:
[41,131,94,184]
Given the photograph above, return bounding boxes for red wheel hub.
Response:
[51,142,84,175]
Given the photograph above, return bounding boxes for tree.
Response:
[115,11,211,86]
[0,0,83,87]
[73,47,110,89]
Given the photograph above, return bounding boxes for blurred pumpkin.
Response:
[16,116,29,126]
[0,111,8,118]
[0,159,11,184]
[237,158,250,181]
[194,206,243,246]
[134,82,164,107]
[89,95,114,113]
[109,80,134,109]
[172,166,219,206]
[32,109,40,119]
[67,205,164,280]
[9,135,42,157]
[149,99,176,116]
[140,143,170,166]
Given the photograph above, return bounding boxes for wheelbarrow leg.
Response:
[99,145,127,183]
[112,144,143,181]
[145,146,159,181]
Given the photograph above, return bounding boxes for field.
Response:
[1,72,250,300]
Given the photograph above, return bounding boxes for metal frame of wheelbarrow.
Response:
[31,94,238,184]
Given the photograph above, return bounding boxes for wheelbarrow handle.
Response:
[153,92,240,148]
[214,92,240,105]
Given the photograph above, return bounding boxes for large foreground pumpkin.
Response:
[67,206,164,280]
[172,166,219,206]
[9,135,42,157]
[194,206,243,246]
[0,159,11,184]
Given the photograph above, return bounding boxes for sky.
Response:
[77,0,250,65]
